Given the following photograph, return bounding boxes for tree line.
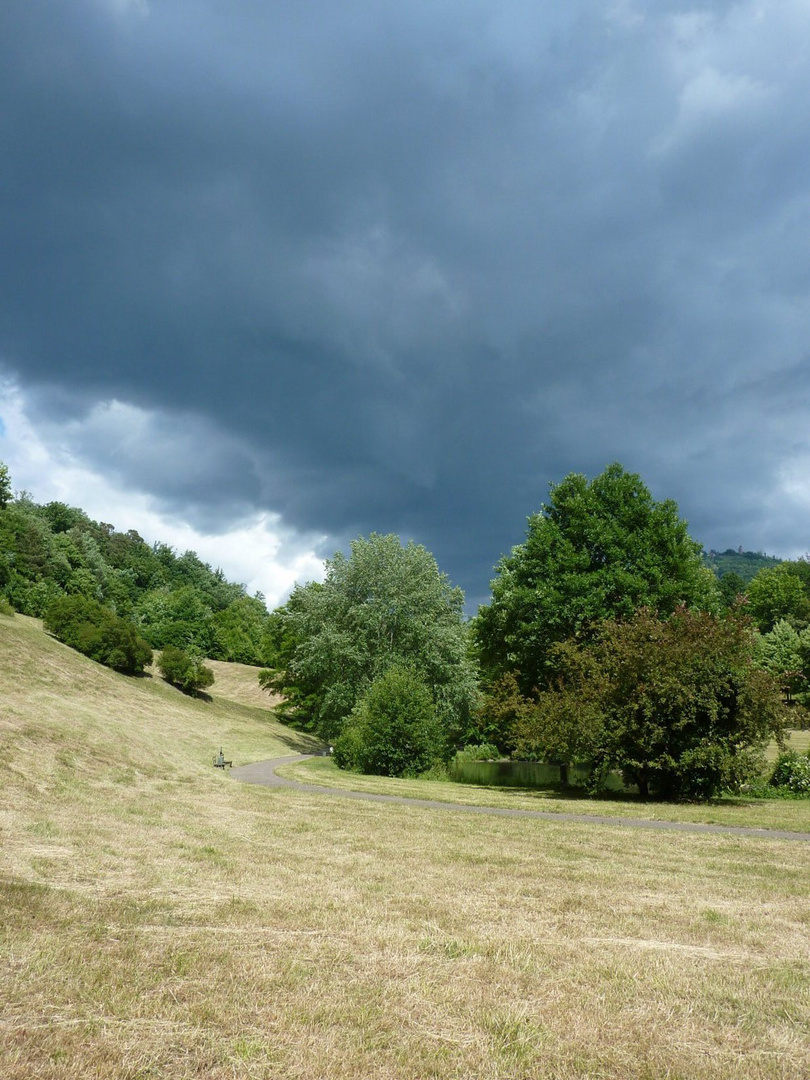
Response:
[261,464,808,799]
[4,459,810,797]
[0,462,273,685]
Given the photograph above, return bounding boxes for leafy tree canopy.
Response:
[754,619,810,705]
[211,594,270,664]
[0,480,272,664]
[747,563,810,633]
[475,464,719,692]
[333,665,444,777]
[716,571,746,609]
[44,594,153,674]
[513,607,786,800]
[0,461,13,508]
[261,533,479,742]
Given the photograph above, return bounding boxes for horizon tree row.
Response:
[2,458,799,797]
[0,463,273,665]
[262,464,790,798]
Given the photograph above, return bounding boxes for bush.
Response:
[0,596,14,616]
[44,595,152,674]
[158,645,215,695]
[453,743,501,763]
[770,750,810,795]
[333,666,444,777]
[417,761,450,781]
[331,725,365,772]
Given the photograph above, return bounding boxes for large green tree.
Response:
[746,563,810,633]
[210,594,270,663]
[475,464,718,692]
[261,533,479,743]
[513,607,786,800]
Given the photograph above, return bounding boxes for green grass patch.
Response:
[280,756,810,832]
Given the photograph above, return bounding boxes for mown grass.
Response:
[779,727,810,756]
[280,755,810,833]
[2,613,810,1079]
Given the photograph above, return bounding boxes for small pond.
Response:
[448,759,631,793]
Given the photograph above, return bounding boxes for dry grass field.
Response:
[2,612,810,1079]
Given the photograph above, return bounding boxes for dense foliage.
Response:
[512,607,787,799]
[44,595,153,674]
[261,533,479,743]
[333,665,444,777]
[0,463,11,509]
[475,464,719,693]
[6,457,806,799]
[769,750,810,795]
[0,464,272,665]
[746,563,810,632]
[158,645,215,695]
[753,620,810,704]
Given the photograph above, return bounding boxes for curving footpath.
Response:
[231,755,810,842]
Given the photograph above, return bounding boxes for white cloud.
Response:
[652,66,774,156]
[0,377,325,607]
[101,0,150,16]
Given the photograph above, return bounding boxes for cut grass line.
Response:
[98,925,327,935]
[1,1018,198,1031]
[278,755,810,833]
[581,938,756,961]
[88,924,767,963]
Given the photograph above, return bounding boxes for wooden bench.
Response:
[212,752,233,769]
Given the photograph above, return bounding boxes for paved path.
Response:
[231,755,810,842]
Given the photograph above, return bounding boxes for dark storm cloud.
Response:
[3,0,810,603]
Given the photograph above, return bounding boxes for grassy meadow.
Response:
[280,753,810,833]
[2,613,810,1079]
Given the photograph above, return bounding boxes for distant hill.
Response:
[704,548,783,583]
[0,481,273,665]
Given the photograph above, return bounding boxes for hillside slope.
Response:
[2,615,810,1080]
[1,614,314,794]
[704,548,783,583]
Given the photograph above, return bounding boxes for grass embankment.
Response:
[280,755,810,833]
[2,613,810,1079]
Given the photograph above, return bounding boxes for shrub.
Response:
[453,743,501,763]
[418,761,450,781]
[44,595,152,674]
[770,750,810,795]
[158,645,215,695]
[331,726,365,772]
[0,596,14,616]
[333,665,444,777]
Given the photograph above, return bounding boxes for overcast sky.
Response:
[2,0,810,608]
